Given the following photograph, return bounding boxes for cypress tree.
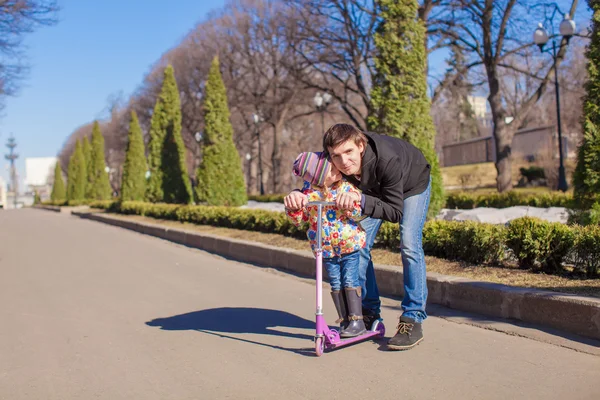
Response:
[121,111,147,201]
[67,140,86,201]
[574,0,600,208]
[367,0,444,218]
[86,121,112,200]
[82,136,92,194]
[146,64,193,204]
[196,56,247,206]
[50,160,66,202]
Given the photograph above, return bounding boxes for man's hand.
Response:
[284,191,308,211]
[336,191,361,211]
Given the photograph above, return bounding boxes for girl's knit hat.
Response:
[293,151,331,186]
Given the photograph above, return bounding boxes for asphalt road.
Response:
[1,209,599,400]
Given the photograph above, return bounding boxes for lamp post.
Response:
[313,92,332,133]
[245,153,251,194]
[194,131,203,169]
[533,12,576,192]
[252,113,265,195]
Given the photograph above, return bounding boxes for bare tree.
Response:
[430,0,581,192]
[0,0,59,108]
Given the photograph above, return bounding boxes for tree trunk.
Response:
[271,124,281,193]
[493,123,516,192]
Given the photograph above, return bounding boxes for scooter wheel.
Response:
[315,337,325,357]
[372,320,386,337]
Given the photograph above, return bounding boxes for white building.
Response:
[0,176,7,208]
[467,96,488,118]
[25,157,57,199]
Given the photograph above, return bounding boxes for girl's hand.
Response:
[336,191,360,210]
[284,190,308,211]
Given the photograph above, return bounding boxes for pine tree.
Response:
[574,0,600,208]
[196,56,247,206]
[86,121,112,200]
[145,64,193,204]
[82,136,92,194]
[121,111,148,201]
[367,0,444,218]
[67,140,86,201]
[50,160,66,202]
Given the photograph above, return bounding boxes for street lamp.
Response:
[194,131,203,171]
[533,12,576,192]
[252,113,265,195]
[314,92,332,133]
[245,152,251,194]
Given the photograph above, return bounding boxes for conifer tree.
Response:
[67,140,86,201]
[367,0,444,217]
[82,136,92,194]
[50,160,66,202]
[146,65,193,203]
[574,0,600,208]
[196,56,247,206]
[86,121,112,200]
[121,111,148,201]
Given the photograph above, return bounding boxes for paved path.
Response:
[0,209,599,400]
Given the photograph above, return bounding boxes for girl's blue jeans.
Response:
[323,251,360,291]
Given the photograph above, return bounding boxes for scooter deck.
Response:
[325,330,382,349]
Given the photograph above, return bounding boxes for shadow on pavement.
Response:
[146,307,317,356]
[379,303,600,352]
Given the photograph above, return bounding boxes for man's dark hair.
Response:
[322,123,368,154]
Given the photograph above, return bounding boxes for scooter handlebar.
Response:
[306,201,337,207]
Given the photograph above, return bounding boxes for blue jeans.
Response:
[358,179,431,323]
[324,251,360,291]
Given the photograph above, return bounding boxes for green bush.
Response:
[506,217,575,273]
[248,194,286,203]
[573,225,600,277]
[568,201,600,226]
[423,220,506,265]
[93,201,600,277]
[446,191,574,209]
[519,166,545,183]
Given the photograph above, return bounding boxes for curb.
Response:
[72,211,600,341]
[35,205,91,214]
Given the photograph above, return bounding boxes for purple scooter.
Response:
[308,201,385,356]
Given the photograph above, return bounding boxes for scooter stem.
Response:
[316,203,323,315]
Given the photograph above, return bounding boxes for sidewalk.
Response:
[68,209,600,343]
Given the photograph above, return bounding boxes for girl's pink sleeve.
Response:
[285,208,306,227]
[285,185,312,227]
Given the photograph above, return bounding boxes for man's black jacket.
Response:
[345,132,431,223]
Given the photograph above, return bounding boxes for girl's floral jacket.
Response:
[285,178,366,259]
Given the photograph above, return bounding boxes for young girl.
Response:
[285,151,367,337]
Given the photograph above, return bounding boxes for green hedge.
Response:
[91,201,599,278]
[41,199,99,207]
[248,194,286,203]
[250,191,576,210]
[446,191,574,209]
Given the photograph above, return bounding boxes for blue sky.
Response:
[1,0,226,187]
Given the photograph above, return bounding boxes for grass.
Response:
[441,160,577,191]
[100,211,600,299]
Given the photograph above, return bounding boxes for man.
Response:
[284,123,431,350]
